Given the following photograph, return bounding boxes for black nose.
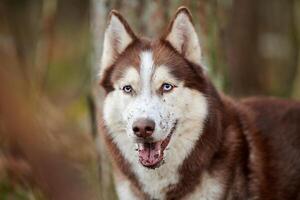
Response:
[132,118,155,138]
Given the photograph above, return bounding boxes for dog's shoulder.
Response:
[241,97,300,199]
[241,96,300,136]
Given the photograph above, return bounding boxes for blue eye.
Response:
[122,85,133,93]
[162,83,174,92]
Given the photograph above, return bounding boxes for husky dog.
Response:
[98,6,300,200]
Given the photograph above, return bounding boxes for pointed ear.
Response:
[163,7,202,65]
[99,10,136,79]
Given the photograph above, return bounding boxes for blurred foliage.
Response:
[0,177,44,200]
[0,0,299,199]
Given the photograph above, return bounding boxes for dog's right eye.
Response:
[122,85,133,94]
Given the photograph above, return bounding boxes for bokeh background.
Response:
[0,0,299,199]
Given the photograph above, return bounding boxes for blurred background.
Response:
[0,0,299,199]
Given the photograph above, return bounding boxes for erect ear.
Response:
[99,10,136,79]
[164,7,202,65]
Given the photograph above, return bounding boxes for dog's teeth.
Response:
[135,144,140,151]
[138,143,144,151]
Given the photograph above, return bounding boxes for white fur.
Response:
[116,180,139,200]
[140,51,154,96]
[103,51,209,199]
[166,11,202,66]
[185,172,224,200]
[123,52,176,142]
[99,14,133,79]
[116,67,140,93]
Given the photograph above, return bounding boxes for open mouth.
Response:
[136,121,177,169]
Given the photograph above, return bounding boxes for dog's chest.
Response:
[183,172,224,200]
[133,163,180,199]
[132,167,223,200]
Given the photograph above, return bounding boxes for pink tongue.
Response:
[138,142,162,166]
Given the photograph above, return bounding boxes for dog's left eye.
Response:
[161,83,174,92]
[122,85,133,94]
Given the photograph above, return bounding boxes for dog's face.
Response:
[100,8,208,169]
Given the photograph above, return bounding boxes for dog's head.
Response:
[100,7,209,169]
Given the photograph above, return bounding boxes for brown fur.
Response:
[99,7,300,200]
